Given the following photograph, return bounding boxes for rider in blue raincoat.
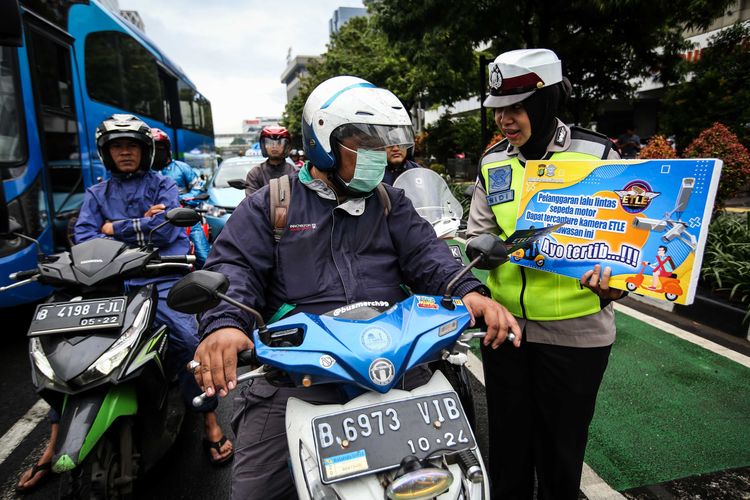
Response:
[152,128,211,268]
[75,114,234,465]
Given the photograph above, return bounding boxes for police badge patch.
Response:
[488,63,503,92]
[487,166,514,206]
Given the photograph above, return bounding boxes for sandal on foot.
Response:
[16,461,52,494]
[204,435,234,466]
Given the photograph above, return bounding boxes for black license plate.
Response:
[28,297,127,336]
[313,391,475,483]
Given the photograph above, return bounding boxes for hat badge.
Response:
[488,64,503,91]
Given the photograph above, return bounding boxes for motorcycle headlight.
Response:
[30,337,56,382]
[386,467,453,500]
[201,202,226,217]
[74,300,151,386]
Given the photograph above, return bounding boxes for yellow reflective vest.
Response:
[480,129,613,320]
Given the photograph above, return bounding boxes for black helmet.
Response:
[95,114,154,171]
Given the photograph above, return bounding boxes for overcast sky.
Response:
[119,0,366,134]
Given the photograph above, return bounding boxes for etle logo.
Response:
[615,181,660,213]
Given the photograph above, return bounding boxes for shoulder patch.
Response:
[554,126,567,147]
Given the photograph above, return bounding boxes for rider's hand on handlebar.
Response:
[581,264,625,300]
[462,291,521,349]
[144,204,166,217]
[193,327,254,398]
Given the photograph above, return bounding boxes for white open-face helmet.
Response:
[302,76,414,171]
[483,48,562,108]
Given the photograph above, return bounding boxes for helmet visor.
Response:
[332,124,414,151]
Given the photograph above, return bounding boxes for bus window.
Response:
[178,80,195,130]
[85,31,164,122]
[0,47,26,175]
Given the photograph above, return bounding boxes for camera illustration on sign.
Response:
[512,159,722,305]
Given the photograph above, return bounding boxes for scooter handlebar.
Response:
[9,269,39,280]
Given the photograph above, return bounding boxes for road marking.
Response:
[0,399,49,466]
[466,351,625,499]
[614,303,750,369]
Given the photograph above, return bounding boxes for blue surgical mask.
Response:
[344,148,387,193]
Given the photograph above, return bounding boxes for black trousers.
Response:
[481,338,612,500]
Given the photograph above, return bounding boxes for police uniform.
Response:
[468,49,622,500]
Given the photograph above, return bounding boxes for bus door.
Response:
[23,14,84,248]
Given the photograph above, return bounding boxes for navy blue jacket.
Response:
[199,170,483,338]
[74,171,189,256]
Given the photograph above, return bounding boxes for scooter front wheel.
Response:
[58,421,135,500]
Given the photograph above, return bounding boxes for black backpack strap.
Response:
[269,175,291,243]
[376,183,391,217]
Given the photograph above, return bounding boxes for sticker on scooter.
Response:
[361,327,391,352]
[323,449,369,480]
[320,355,336,368]
[369,358,395,385]
[416,296,438,310]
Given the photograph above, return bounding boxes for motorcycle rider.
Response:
[74,114,233,465]
[152,127,210,268]
[468,49,623,499]
[244,125,298,196]
[382,142,420,185]
[191,76,521,499]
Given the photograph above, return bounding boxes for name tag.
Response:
[487,190,514,205]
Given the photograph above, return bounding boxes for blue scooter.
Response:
[167,234,510,500]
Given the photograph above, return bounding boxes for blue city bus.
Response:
[0,0,215,307]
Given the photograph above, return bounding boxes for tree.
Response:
[661,22,750,150]
[282,16,423,140]
[230,136,247,146]
[423,112,486,164]
[371,0,734,125]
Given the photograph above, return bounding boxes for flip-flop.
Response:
[16,461,52,494]
[203,435,234,466]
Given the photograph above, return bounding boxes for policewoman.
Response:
[467,48,624,499]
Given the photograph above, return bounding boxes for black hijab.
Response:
[519,81,567,161]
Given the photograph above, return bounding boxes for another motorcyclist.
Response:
[244,125,298,196]
[191,76,521,499]
[382,142,420,185]
[74,114,233,465]
[152,127,210,268]
[467,48,623,499]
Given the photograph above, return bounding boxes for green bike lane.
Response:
[454,239,750,495]
[586,304,750,493]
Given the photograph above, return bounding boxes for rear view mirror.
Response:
[193,192,210,201]
[167,271,229,314]
[227,179,248,190]
[466,234,508,270]
[165,208,201,227]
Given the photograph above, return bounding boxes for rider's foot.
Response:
[17,423,58,493]
[203,411,233,465]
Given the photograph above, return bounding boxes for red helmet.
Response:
[151,127,172,169]
[260,126,291,158]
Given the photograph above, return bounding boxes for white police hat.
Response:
[483,48,562,108]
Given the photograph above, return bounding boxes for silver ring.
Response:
[187,360,200,372]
